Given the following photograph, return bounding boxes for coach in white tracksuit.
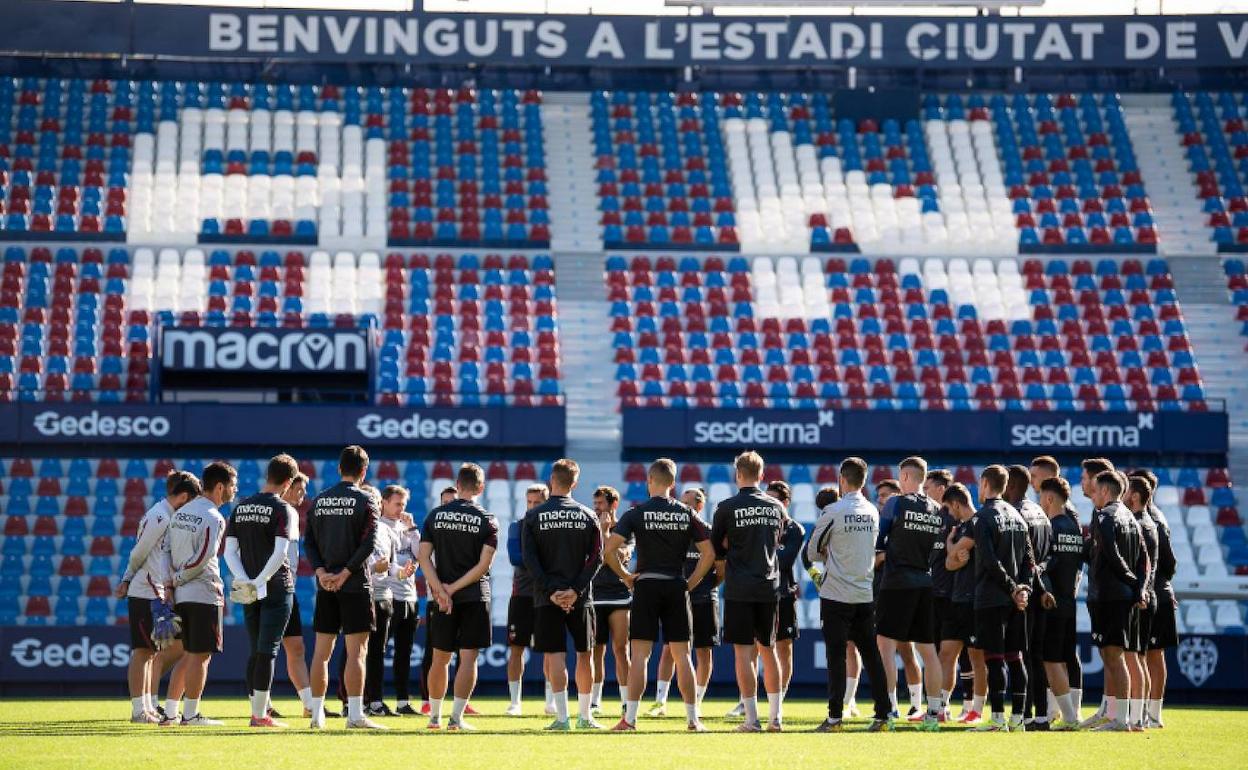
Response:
[805,457,893,728]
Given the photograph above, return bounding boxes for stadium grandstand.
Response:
[1,0,1247,755]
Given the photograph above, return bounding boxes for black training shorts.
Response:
[312,588,376,636]
[940,601,975,646]
[594,603,629,646]
[723,599,778,647]
[283,594,304,638]
[1041,612,1077,663]
[533,600,595,654]
[775,596,799,642]
[175,601,223,654]
[507,594,535,648]
[428,600,492,652]
[1148,599,1179,650]
[630,579,692,643]
[875,587,937,644]
[1091,600,1133,649]
[691,598,721,649]
[971,604,1027,655]
[128,596,155,651]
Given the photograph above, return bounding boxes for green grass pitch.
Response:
[0,698,1244,770]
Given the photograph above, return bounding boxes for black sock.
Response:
[987,658,1006,715]
[1008,658,1028,716]
[252,653,276,694]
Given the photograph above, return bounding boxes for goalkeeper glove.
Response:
[150,598,180,650]
[807,566,826,588]
[229,578,259,605]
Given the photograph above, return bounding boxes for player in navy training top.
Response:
[590,485,630,717]
[521,459,602,730]
[417,462,499,731]
[1005,464,1053,730]
[873,456,945,730]
[1034,475,1084,729]
[710,451,785,733]
[1128,469,1179,729]
[970,465,1035,733]
[649,487,720,719]
[1124,475,1159,732]
[224,454,300,729]
[505,483,549,717]
[604,459,713,732]
[765,481,805,701]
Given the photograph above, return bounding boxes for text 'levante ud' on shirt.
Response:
[1089,500,1145,604]
[684,511,720,604]
[710,486,784,602]
[304,481,380,595]
[805,490,879,605]
[876,491,943,591]
[423,497,500,604]
[227,491,297,597]
[1039,510,1085,618]
[521,494,603,607]
[613,495,708,580]
[164,495,226,607]
[972,497,1035,609]
[123,499,172,600]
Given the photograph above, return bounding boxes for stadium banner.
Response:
[622,408,1228,454]
[1,625,1243,693]
[0,403,565,448]
[159,327,370,375]
[5,2,1248,69]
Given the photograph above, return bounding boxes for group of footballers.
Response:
[115,444,1178,733]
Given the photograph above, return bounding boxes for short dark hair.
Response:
[1005,465,1032,503]
[900,456,928,478]
[1039,476,1071,502]
[876,479,901,495]
[980,465,1009,496]
[1082,458,1115,478]
[766,480,791,504]
[339,445,369,478]
[683,487,707,505]
[593,485,620,505]
[1128,475,1154,506]
[1095,470,1124,499]
[943,483,971,509]
[550,458,580,490]
[440,485,456,498]
[165,470,201,499]
[815,486,840,509]
[457,462,485,492]
[291,472,309,489]
[202,461,236,495]
[1128,468,1159,489]
[925,469,953,489]
[1030,455,1061,476]
[266,453,299,486]
[839,457,868,489]
[381,484,409,502]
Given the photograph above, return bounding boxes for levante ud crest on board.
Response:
[1177,637,1219,687]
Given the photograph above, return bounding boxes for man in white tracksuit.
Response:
[163,461,237,726]
[116,470,201,723]
[805,457,894,733]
